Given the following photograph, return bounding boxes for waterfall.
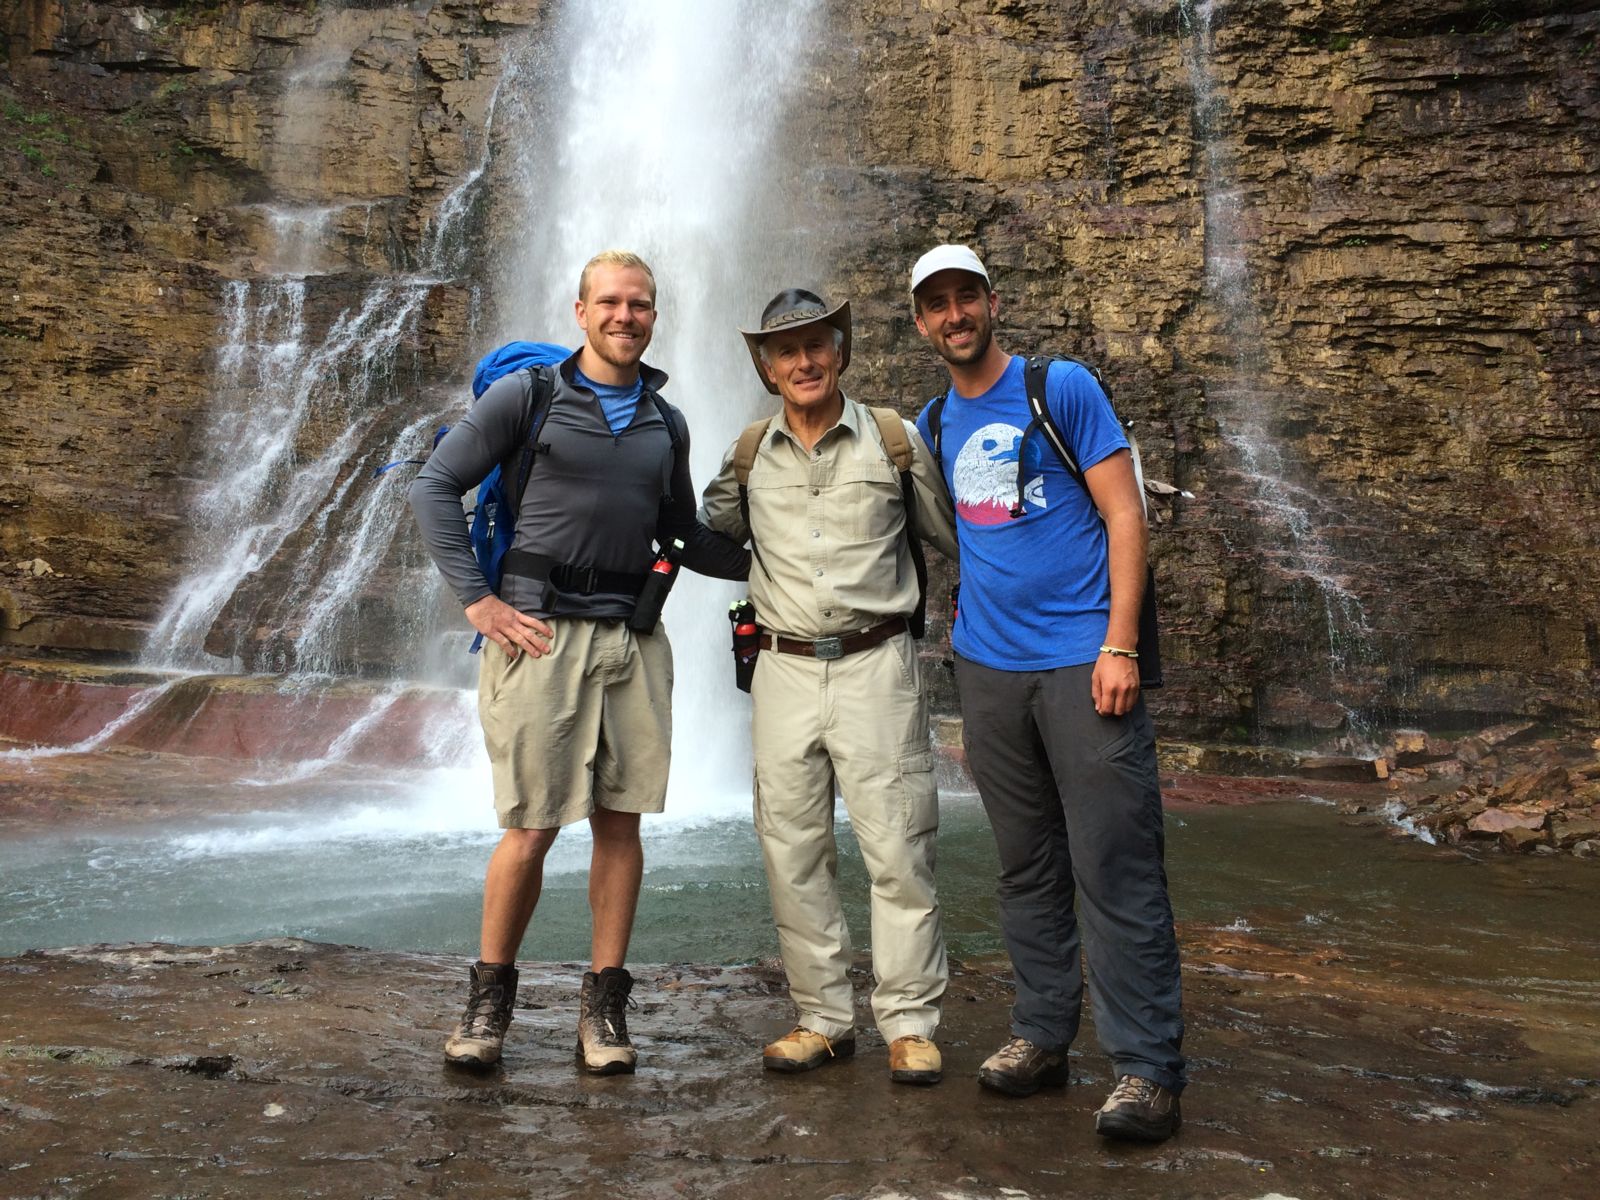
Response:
[1180,0,1381,743]
[143,265,433,672]
[132,1,827,811]
[488,0,827,815]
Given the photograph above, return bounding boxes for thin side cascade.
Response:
[142,45,512,676]
[490,0,827,817]
[1179,0,1385,744]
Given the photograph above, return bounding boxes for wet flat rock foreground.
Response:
[1,938,1595,1200]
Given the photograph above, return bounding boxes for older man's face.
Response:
[761,325,841,413]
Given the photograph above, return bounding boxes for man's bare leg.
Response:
[480,826,560,963]
[445,827,558,1067]
[587,809,643,969]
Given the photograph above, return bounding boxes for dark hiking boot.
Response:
[762,1026,856,1073]
[977,1036,1070,1097]
[1094,1074,1182,1142]
[577,967,637,1075]
[444,961,518,1068]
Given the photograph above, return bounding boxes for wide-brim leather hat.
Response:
[738,289,851,395]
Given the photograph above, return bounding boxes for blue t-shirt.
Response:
[915,356,1129,671]
[575,369,641,435]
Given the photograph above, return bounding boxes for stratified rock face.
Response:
[0,0,546,672]
[2,0,1597,739]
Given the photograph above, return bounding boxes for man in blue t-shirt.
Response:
[910,244,1185,1143]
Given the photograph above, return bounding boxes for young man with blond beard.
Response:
[409,250,747,1074]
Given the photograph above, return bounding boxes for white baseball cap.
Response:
[910,244,990,295]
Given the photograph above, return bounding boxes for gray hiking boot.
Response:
[977,1036,1070,1096]
[577,966,637,1075]
[1094,1073,1182,1142]
[444,961,518,1068]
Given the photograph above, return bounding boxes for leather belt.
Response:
[763,616,908,661]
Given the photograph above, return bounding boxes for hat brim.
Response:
[738,299,852,396]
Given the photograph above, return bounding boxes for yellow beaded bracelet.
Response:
[1099,645,1139,659]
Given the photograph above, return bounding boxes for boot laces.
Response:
[993,1036,1037,1068]
[1108,1074,1159,1106]
[462,981,509,1038]
[586,977,637,1044]
[781,1026,838,1056]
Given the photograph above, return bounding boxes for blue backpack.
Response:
[375,340,568,653]
[464,341,571,652]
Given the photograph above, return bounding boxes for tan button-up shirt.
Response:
[702,395,958,640]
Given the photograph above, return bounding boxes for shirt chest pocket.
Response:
[830,460,904,543]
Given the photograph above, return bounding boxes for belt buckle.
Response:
[812,635,844,660]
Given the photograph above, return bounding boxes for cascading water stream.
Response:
[1179,0,1382,744]
[486,0,826,815]
[121,1,826,817]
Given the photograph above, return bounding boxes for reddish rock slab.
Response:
[0,660,463,767]
[1467,808,1547,835]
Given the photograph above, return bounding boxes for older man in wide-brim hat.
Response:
[703,287,959,1085]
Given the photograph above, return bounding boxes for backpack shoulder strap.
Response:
[1026,355,1148,516]
[866,406,914,472]
[732,417,771,487]
[926,393,948,469]
[1023,355,1082,482]
[647,391,684,453]
[508,364,558,506]
[732,416,774,580]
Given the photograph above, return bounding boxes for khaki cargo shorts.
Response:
[477,618,673,830]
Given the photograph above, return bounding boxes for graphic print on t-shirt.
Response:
[952,422,1047,526]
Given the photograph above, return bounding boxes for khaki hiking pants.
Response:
[750,632,947,1042]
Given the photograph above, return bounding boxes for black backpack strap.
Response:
[926,393,947,470]
[1024,355,1082,478]
[867,407,928,641]
[1011,355,1086,519]
[1022,355,1162,687]
[645,389,686,509]
[647,391,684,454]
[508,365,557,511]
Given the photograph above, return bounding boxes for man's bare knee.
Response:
[498,826,559,864]
[589,808,641,846]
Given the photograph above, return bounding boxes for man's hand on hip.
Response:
[1092,653,1140,717]
[465,594,553,659]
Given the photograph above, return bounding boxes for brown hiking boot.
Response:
[576,967,637,1075]
[762,1026,856,1073]
[888,1035,942,1085]
[1095,1074,1182,1142]
[444,961,518,1068]
[977,1036,1070,1097]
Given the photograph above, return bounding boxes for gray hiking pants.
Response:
[956,655,1186,1093]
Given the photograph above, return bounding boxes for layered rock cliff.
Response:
[2,0,1596,740]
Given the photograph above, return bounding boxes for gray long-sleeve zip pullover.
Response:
[409,352,748,621]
